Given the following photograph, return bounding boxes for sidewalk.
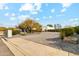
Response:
[1,37,78,56]
[0,38,14,56]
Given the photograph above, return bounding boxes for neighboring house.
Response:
[42,26,55,31]
[42,24,62,31]
[46,26,55,30]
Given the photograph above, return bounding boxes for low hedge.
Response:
[46,29,60,32]
[12,29,20,35]
[7,28,20,35]
[20,32,27,36]
[60,27,74,39]
[60,29,65,39]
[74,26,79,34]
[64,28,74,36]
[0,27,7,31]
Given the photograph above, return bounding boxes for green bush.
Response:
[12,29,20,35]
[20,32,27,36]
[7,28,20,35]
[74,26,79,34]
[64,27,74,36]
[60,27,74,39]
[60,29,65,39]
[0,27,6,31]
[46,29,61,32]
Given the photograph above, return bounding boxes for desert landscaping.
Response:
[0,19,79,56]
[0,3,79,56]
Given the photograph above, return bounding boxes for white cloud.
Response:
[61,3,72,13]
[48,16,52,19]
[45,4,48,6]
[18,15,30,20]
[19,3,42,14]
[10,17,16,21]
[70,21,79,26]
[43,16,47,19]
[68,18,79,26]
[30,11,38,14]
[62,3,72,8]
[19,3,33,11]
[11,13,16,16]
[35,18,40,20]
[39,9,42,12]
[4,6,9,10]
[69,18,79,22]
[56,14,62,16]
[51,9,55,13]
[0,3,5,10]
[4,13,9,16]
[61,8,66,13]
[4,13,16,17]
[0,3,9,10]
[74,18,79,21]
[43,16,52,20]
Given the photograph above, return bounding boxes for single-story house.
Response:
[42,26,55,31]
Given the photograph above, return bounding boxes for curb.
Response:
[1,37,25,56]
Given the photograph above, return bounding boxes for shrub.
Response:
[12,29,20,35]
[7,28,20,35]
[46,29,61,32]
[60,29,65,39]
[60,27,74,39]
[64,27,74,37]
[74,26,79,34]
[36,28,42,32]
[20,32,27,36]
[0,27,6,31]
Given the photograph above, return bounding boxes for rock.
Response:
[63,36,78,44]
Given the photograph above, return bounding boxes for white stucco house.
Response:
[42,24,62,31]
[42,26,55,31]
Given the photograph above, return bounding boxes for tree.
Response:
[54,24,61,29]
[32,22,42,32]
[18,23,26,32]
[18,18,42,33]
[47,24,53,27]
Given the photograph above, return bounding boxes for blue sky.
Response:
[0,3,79,27]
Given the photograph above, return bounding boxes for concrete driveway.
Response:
[16,32,79,55]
